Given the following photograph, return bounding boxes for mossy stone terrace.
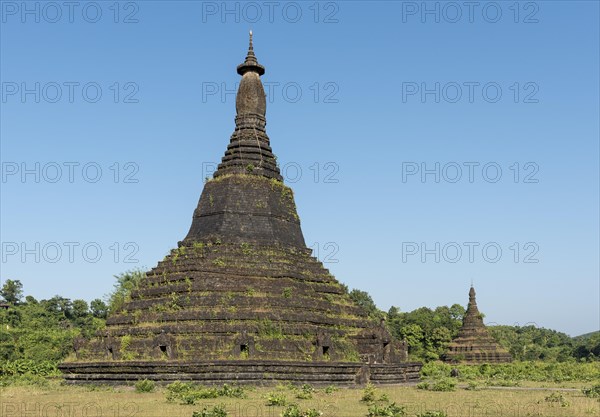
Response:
[60,33,421,385]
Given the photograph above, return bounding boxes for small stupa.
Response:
[443,286,512,364]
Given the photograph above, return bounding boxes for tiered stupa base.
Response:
[60,242,419,384]
[443,339,514,364]
[59,360,422,385]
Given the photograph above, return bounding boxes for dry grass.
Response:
[1,382,599,417]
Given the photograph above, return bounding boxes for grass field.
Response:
[1,381,599,417]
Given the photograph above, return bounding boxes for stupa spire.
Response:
[237,30,265,76]
[466,285,481,323]
[183,34,298,246]
[210,32,281,181]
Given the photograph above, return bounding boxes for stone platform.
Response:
[59,360,422,385]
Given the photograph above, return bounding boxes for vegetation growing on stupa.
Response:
[1,277,598,385]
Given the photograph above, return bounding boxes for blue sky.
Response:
[1,1,598,336]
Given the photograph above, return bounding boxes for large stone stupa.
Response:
[59,33,421,385]
[443,287,512,364]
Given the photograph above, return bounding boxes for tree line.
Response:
[0,277,597,366]
[347,289,599,362]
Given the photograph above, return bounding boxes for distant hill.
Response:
[573,331,600,340]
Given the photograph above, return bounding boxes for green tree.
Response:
[400,323,425,357]
[1,279,23,304]
[449,303,466,321]
[489,325,574,361]
[42,296,73,318]
[572,332,600,360]
[25,295,38,304]
[349,289,382,319]
[71,299,89,319]
[90,298,108,318]
[5,308,22,327]
[387,303,464,361]
[388,306,400,319]
[107,269,145,313]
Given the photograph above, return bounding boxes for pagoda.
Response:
[59,33,421,385]
[443,287,512,364]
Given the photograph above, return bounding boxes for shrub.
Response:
[367,402,406,417]
[281,404,302,417]
[465,381,480,391]
[582,383,600,399]
[421,361,600,383]
[266,392,287,406]
[296,384,315,400]
[213,258,226,267]
[543,393,570,407]
[180,394,197,405]
[135,379,155,393]
[166,381,195,402]
[192,404,228,417]
[324,385,338,394]
[219,383,246,398]
[165,382,243,404]
[419,362,452,379]
[180,389,220,405]
[361,383,377,402]
[485,379,520,387]
[416,412,447,417]
[0,360,59,377]
[0,373,51,388]
[431,378,456,392]
[417,378,456,392]
[277,381,296,391]
[416,382,430,390]
[281,404,322,417]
